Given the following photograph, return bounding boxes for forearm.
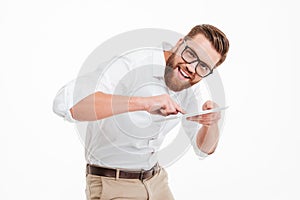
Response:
[70,92,145,121]
[196,124,220,155]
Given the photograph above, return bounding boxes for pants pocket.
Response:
[86,174,103,200]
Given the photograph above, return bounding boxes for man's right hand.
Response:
[141,94,185,116]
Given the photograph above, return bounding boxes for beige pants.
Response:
[85,168,175,200]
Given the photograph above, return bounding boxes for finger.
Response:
[202,115,221,124]
[186,116,202,121]
[187,114,220,124]
[200,114,220,123]
[173,102,186,114]
[186,114,216,121]
[201,112,220,119]
[165,109,178,115]
[159,109,168,116]
[163,102,177,115]
[149,104,163,113]
[202,100,213,110]
[202,100,218,111]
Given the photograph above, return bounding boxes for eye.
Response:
[185,49,197,59]
[198,63,211,73]
[200,65,209,71]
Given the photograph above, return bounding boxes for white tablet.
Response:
[153,106,229,122]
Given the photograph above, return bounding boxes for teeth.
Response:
[179,68,189,78]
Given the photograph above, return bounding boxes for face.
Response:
[164,34,221,92]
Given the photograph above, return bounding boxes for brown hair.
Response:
[186,24,230,67]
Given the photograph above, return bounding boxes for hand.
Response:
[187,100,221,127]
[143,94,185,116]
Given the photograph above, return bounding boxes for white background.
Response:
[0,0,299,199]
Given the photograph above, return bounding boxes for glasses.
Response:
[181,39,214,78]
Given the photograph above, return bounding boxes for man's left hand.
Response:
[187,100,221,127]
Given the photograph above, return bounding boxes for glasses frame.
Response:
[181,39,215,78]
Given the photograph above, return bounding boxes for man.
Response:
[53,24,229,200]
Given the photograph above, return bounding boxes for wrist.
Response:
[128,96,148,112]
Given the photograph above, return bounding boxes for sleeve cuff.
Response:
[63,109,77,123]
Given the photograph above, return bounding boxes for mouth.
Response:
[177,66,191,79]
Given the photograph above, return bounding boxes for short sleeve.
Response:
[52,79,77,122]
[52,57,131,122]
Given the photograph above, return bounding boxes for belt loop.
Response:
[115,168,120,180]
[86,164,90,176]
[156,163,161,174]
[139,170,144,181]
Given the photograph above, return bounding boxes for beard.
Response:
[164,52,192,92]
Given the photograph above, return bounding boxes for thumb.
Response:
[149,103,163,112]
[202,100,214,110]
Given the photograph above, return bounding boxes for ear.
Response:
[175,38,183,47]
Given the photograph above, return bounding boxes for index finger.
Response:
[173,102,186,114]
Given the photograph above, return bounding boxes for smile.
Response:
[178,67,190,79]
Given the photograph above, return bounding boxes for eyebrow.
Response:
[186,45,212,70]
[198,58,211,70]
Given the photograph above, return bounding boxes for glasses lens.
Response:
[182,48,198,63]
[196,64,211,77]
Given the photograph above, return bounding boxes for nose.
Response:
[185,63,196,74]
